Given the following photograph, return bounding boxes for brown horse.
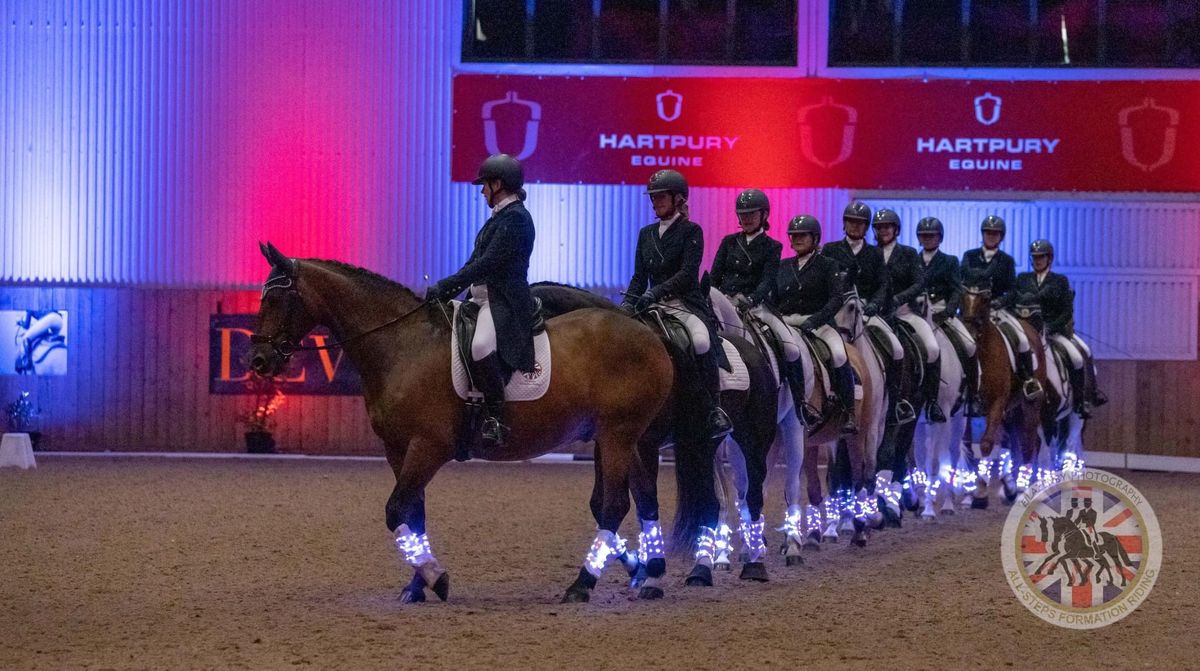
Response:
[958,281,1047,507]
[249,243,675,604]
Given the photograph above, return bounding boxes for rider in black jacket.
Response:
[710,188,782,309]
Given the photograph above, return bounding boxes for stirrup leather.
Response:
[1022,378,1045,401]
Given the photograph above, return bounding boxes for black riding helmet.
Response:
[872,208,901,232]
[787,214,822,246]
[916,216,944,238]
[472,153,524,192]
[981,214,1006,234]
[646,169,688,198]
[1029,239,1055,257]
[735,188,770,229]
[843,201,871,223]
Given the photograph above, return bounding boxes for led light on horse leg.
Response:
[637,519,665,563]
[694,526,718,562]
[584,530,618,578]
[394,524,434,566]
[805,504,822,533]
[715,523,733,554]
[740,518,766,560]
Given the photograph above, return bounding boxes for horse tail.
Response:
[667,349,719,552]
[1113,534,1133,567]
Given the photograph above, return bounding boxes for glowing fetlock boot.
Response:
[821,498,841,543]
[779,506,806,564]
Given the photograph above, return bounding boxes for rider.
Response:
[915,217,976,418]
[822,202,909,422]
[621,169,733,440]
[1015,239,1108,418]
[771,215,857,434]
[425,153,537,448]
[1077,496,1100,551]
[961,215,1043,402]
[710,188,782,311]
[872,209,945,423]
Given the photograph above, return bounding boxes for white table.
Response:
[0,433,37,469]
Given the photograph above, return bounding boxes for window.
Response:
[463,0,798,65]
[829,0,1198,67]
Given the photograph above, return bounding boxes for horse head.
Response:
[834,282,865,342]
[250,242,318,376]
[958,270,993,335]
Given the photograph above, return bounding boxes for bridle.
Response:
[250,273,432,361]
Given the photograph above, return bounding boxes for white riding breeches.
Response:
[782,315,847,368]
[895,305,940,363]
[469,285,497,361]
[708,288,749,341]
[752,306,802,362]
[662,299,711,355]
[930,301,976,357]
[1049,334,1085,369]
[993,309,1031,352]
[865,315,904,360]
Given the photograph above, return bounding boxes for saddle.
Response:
[454,298,546,394]
[797,330,834,400]
[892,319,928,369]
[644,309,745,389]
[864,322,894,368]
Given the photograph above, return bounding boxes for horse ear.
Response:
[265,242,296,276]
[259,241,270,263]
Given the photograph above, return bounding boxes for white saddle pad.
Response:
[719,338,750,392]
[450,301,552,402]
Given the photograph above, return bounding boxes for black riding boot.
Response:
[923,358,946,423]
[833,362,858,435]
[886,359,915,425]
[472,354,512,448]
[1018,351,1044,401]
[1069,365,1092,419]
[698,349,733,440]
[963,355,982,416]
[785,358,823,427]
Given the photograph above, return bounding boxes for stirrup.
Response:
[926,401,947,423]
[481,416,509,448]
[799,403,824,427]
[840,410,859,435]
[1074,402,1092,420]
[1092,390,1109,407]
[892,399,916,425]
[1022,379,1045,401]
[709,407,733,440]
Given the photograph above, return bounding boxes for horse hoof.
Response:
[560,586,591,603]
[970,496,989,510]
[901,489,919,511]
[851,533,867,548]
[685,564,714,587]
[739,562,769,582]
[785,554,804,567]
[715,561,732,572]
[430,572,450,602]
[939,508,955,516]
[1004,488,1019,504]
[398,587,426,604]
[638,585,665,600]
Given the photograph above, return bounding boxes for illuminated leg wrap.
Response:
[1016,464,1034,490]
[583,530,618,578]
[394,524,434,567]
[804,504,822,535]
[694,526,718,564]
[740,518,767,563]
[637,519,666,565]
[714,523,734,565]
[779,506,804,539]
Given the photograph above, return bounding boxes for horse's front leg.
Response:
[385,438,451,604]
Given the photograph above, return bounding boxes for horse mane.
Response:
[305,259,421,302]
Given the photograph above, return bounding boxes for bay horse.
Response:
[250,244,676,604]
[530,282,778,584]
[957,279,1048,507]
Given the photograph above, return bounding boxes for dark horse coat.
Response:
[435,200,536,372]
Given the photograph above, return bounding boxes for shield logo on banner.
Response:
[797,96,857,169]
[656,89,683,122]
[481,91,542,160]
[974,92,1002,126]
[1118,98,1179,173]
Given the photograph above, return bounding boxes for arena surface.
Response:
[1,457,1195,670]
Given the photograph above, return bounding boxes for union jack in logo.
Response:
[1018,484,1144,610]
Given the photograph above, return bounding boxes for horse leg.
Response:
[734,431,770,583]
[385,439,451,604]
[802,440,825,548]
[563,427,644,603]
[776,411,807,566]
[626,431,670,600]
[972,399,1007,509]
[716,438,748,569]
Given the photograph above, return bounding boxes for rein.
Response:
[251,276,433,358]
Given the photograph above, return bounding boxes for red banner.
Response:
[452,75,1198,192]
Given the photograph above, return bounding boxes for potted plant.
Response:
[241,376,284,454]
[4,391,41,450]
